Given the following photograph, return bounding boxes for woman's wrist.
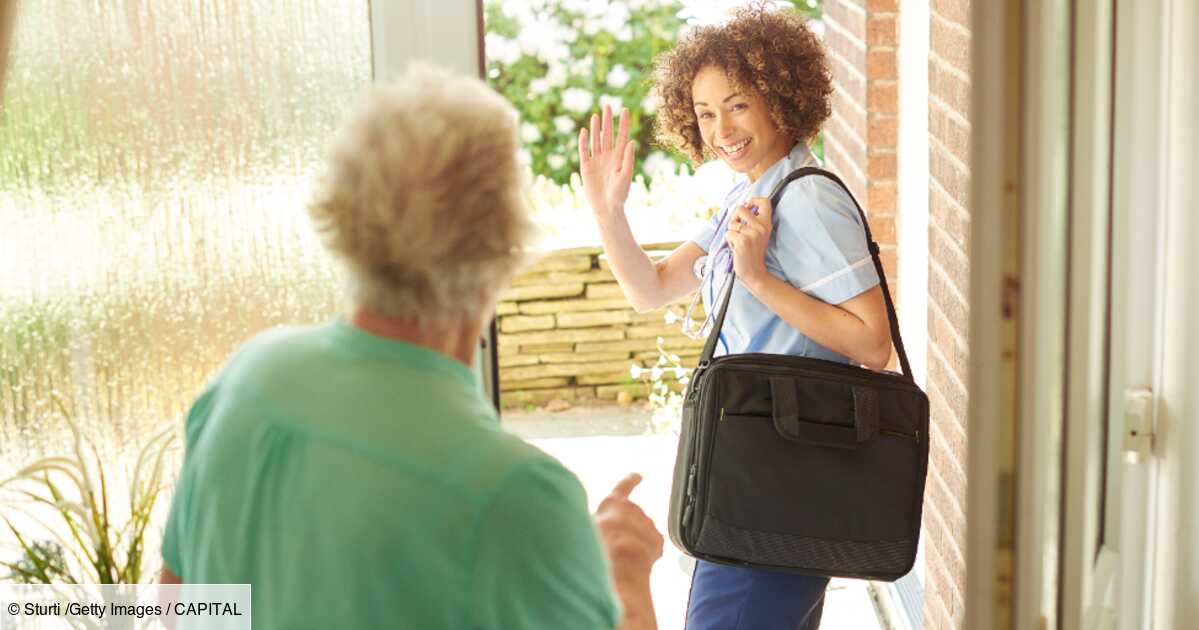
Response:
[738,263,775,296]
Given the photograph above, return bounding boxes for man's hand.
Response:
[595,473,664,572]
[595,474,662,630]
[578,105,637,219]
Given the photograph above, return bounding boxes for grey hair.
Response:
[308,63,535,326]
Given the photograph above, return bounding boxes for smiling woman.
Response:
[574,5,891,628]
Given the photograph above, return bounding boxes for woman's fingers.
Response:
[620,139,635,175]
[590,112,601,157]
[617,107,630,146]
[578,127,590,164]
[601,104,614,152]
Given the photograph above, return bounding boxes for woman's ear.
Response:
[0,1,17,105]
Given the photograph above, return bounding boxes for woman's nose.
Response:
[716,113,734,136]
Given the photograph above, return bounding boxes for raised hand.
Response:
[578,104,637,218]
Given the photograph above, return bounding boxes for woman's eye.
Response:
[732,103,747,111]
[698,112,713,120]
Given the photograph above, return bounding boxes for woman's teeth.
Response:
[721,139,750,157]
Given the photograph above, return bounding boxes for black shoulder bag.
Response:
[666,167,930,581]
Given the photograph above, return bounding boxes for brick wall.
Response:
[822,0,901,301]
[497,244,704,408]
[924,0,972,627]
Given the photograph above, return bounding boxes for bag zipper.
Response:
[880,428,921,443]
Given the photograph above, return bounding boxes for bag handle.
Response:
[698,167,915,381]
[769,377,879,448]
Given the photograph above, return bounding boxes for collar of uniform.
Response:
[738,142,820,199]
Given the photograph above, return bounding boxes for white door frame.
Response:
[1152,0,1199,625]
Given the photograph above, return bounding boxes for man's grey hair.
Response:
[308,63,535,326]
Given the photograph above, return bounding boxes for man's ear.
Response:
[0,0,18,106]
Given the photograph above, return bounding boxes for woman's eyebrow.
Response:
[693,93,744,107]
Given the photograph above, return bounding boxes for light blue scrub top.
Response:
[687,143,880,361]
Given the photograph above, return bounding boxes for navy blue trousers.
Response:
[685,560,829,630]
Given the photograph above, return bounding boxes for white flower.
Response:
[561,88,594,114]
[547,154,567,170]
[518,149,532,166]
[664,310,680,324]
[485,33,522,65]
[529,78,551,95]
[656,336,665,344]
[674,368,687,378]
[599,94,624,112]
[641,94,658,115]
[553,115,576,134]
[546,61,568,87]
[607,64,631,89]
[630,365,644,378]
[651,366,664,380]
[571,56,594,77]
[602,3,631,36]
[643,151,676,177]
[521,123,542,144]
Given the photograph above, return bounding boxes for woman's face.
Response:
[691,65,793,182]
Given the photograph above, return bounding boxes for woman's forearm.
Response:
[593,209,670,312]
[741,271,891,369]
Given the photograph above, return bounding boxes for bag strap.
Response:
[697,166,915,381]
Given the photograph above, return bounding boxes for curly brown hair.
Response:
[651,5,833,164]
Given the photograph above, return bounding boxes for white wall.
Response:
[897,0,929,391]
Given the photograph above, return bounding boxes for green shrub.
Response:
[485,0,823,185]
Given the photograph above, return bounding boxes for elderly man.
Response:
[159,64,663,629]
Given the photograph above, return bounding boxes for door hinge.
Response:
[1123,387,1155,463]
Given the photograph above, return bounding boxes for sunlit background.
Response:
[1,1,370,469]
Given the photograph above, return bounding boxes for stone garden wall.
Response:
[498,242,705,409]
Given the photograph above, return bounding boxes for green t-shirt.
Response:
[162,320,620,629]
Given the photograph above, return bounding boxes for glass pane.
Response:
[0,0,370,468]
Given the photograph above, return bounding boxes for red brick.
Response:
[867,80,899,112]
[867,114,898,147]
[825,0,866,37]
[866,49,898,80]
[867,152,897,179]
[827,22,867,68]
[931,221,970,295]
[830,54,867,104]
[931,0,971,29]
[866,15,898,46]
[929,140,970,205]
[929,61,972,118]
[929,103,972,167]
[867,0,898,11]
[828,112,867,165]
[831,88,867,138]
[930,184,970,249]
[931,13,972,75]
[867,181,898,214]
[879,248,898,280]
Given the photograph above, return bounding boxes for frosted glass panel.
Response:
[0,1,370,467]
